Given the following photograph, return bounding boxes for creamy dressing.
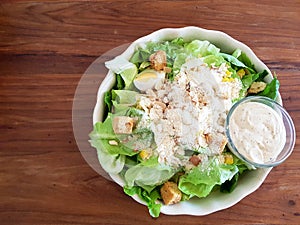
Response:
[229,102,286,164]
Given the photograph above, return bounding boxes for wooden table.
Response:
[1,1,299,224]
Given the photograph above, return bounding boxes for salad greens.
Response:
[89,38,279,217]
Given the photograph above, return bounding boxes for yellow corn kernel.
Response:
[135,101,143,110]
[222,77,235,82]
[226,70,232,76]
[224,154,234,165]
[136,105,142,110]
[237,69,245,78]
[139,150,149,160]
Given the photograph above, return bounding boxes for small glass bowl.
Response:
[225,96,296,168]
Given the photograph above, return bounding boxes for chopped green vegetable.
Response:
[124,186,162,218]
[258,77,280,100]
[116,74,125,90]
[219,53,247,68]
[220,172,239,193]
[104,91,113,112]
[238,52,255,72]
[178,157,238,198]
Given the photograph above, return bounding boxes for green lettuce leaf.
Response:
[258,77,280,100]
[89,114,116,140]
[124,186,162,218]
[89,115,139,173]
[178,157,238,198]
[173,52,188,74]
[240,71,266,97]
[104,91,113,115]
[130,48,151,65]
[232,49,242,58]
[124,156,176,188]
[255,70,269,82]
[238,52,255,72]
[95,146,125,174]
[89,115,137,156]
[220,172,239,193]
[90,139,137,156]
[185,40,220,57]
[240,70,278,100]
[202,54,225,67]
[89,116,125,173]
[220,154,249,193]
[218,53,247,68]
[112,90,138,105]
[171,37,185,46]
[116,74,125,90]
[105,56,138,89]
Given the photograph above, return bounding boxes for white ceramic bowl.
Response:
[93,26,281,216]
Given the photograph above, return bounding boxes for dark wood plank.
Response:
[0,0,299,224]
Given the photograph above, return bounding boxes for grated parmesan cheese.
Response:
[138,58,242,168]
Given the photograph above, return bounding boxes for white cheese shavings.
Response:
[137,58,242,168]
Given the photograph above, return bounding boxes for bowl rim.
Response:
[225,96,296,168]
[92,26,283,216]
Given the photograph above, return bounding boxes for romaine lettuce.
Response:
[178,157,238,198]
[89,115,138,173]
[124,156,176,188]
[124,185,162,218]
[112,90,138,105]
[105,56,137,89]
[258,77,280,100]
[185,40,220,57]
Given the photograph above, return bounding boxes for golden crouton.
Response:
[189,155,201,166]
[149,50,167,71]
[112,116,134,134]
[160,181,182,205]
[248,81,267,94]
[204,133,212,144]
[163,66,172,73]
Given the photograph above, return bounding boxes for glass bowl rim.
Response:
[225,96,296,168]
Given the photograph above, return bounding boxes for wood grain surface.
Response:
[0,0,299,224]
